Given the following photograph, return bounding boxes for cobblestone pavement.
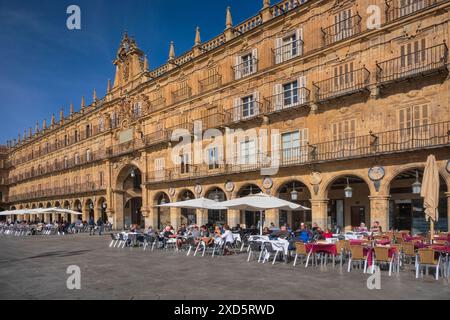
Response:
[0,234,449,300]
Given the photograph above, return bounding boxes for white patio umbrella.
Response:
[157,197,227,210]
[213,192,310,235]
[420,155,440,241]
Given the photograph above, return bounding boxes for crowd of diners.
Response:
[0,217,113,235]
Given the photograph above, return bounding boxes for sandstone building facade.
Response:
[3,0,450,233]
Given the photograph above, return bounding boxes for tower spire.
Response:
[93,88,97,102]
[107,79,111,93]
[226,6,233,29]
[143,55,149,71]
[60,107,64,122]
[70,102,74,115]
[169,41,175,61]
[81,96,86,111]
[195,27,201,46]
[51,113,55,126]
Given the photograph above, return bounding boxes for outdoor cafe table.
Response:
[350,239,391,246]
[305,243,338,267]
[364,245,398,269]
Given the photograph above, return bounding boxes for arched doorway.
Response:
[97,197,108,223]
[63,201,71,223]
[237,184,262,228]
[115,165,143,230]
[73,199,83,221]
[85,199,95,221]
[277,180,312,230]
[325,175,371,231]
[156,192,170,230]
[124,197,143,228]
[178,189,196,226]
[389,169,448,233]
[205,187,227,226]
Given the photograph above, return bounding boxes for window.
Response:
[86,124,91,138]
[98,118,104,132]
[74,130,79,143]
[180,154,190,174]
[399,104,429,140]
[133,102,142,118]
[400,39,426,69]
[154,158,165,181]
[64,135,68,146]
[99,171,104,187]
[74,153,80,165]
[239,139,257,165]
[208,147,219,170]
[275,29,303,64]
[332,119,356,155]
[242,95,255,119]
[274,77,307,110]
[399,0,426,17]
[334,62,354,89]
[64,156,68,169]
[282,129,309,162]
[334,9,353,42]
[235,49,258,79]
[86,149,92,162]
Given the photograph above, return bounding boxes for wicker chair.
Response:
[293,242,308,267]
[347,245,368,273]
[400,242,416,265]
[372,247,396,276]
[416,248,441,280]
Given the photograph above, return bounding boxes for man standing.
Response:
[96,218,104,236]
[89,216,96,236]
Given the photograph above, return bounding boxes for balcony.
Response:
[233,58,258,80]
[322,14,362,46]
[108,140,145,158]
[149,96,166,113]
[172,86,192,104]
[313,67,370,102]
[193,111,227,131]
[376,43,448,85]
[264,87,310,114]
[274,38,304,64]
[199,74,222,93]
[144,130,169,147]
[386,0,445,23]
[145,121,450,184]
[226,101,263,123]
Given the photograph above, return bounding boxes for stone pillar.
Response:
[260,0,273,23]
[265,209,279,228]
[227,209,240,228]
[369,195,390,232]
[446,192,450,232]
[82,206,89,222]
[310,199,328,229]
[145,207,158,230]
[170,207,181,230]
[196,209,207,226]
[44,213,50,224]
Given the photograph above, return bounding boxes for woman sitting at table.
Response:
[214,225,222,237]
[323,228,333,239]
[356,223,368,233]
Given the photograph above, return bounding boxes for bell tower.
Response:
[113,32,146,89]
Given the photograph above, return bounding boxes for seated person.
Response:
[370,221,382,233]
[323,228,333,239]
[357,223,368,233]
[214,225,222,237]
[262,227,271,236]
[272,225,290,239]
[221,225,235,255]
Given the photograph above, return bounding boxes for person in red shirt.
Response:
[323,228,333,239]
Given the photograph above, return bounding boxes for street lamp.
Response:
[290,182,298,201]
[214,190,220,202]
[160,197,166,205]
[412,170,422,194]
[185,192,191,200]
[130,168,136,178]
[344,178,353,198]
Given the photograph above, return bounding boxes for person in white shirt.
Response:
[221,225,235,255]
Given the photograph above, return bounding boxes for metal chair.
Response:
[347,245,368,273]
[416,248,442,280]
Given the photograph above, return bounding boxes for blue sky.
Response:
[0,0,262,144]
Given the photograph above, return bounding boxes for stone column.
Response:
[227,209,240,228]
[196,208,207,226]
[446,192,450,232]
[145,206,158,230]
[170,207,181,230]
[44,213,51,224]
[369,195,391,232]
[310,199,328,229]
[265,209,279,228]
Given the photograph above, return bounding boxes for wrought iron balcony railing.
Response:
[385,0,444,23]
[274,38,304,64]
[199,74,222,93]
[172,86,192,104]
[149,96,166,112]
[322,14,362,46]
[264,87,310,114]
[376,43,448,84]
[313,67,370,102]
[226,101,263,123]
[144,121,450,184]
[233,58,258,79]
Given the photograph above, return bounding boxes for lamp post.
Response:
[291,182,298,201]
[412,170,422,194]
[344,178,353,198]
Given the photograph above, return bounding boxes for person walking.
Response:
[88,217,96,236]
[96,218,104,236]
